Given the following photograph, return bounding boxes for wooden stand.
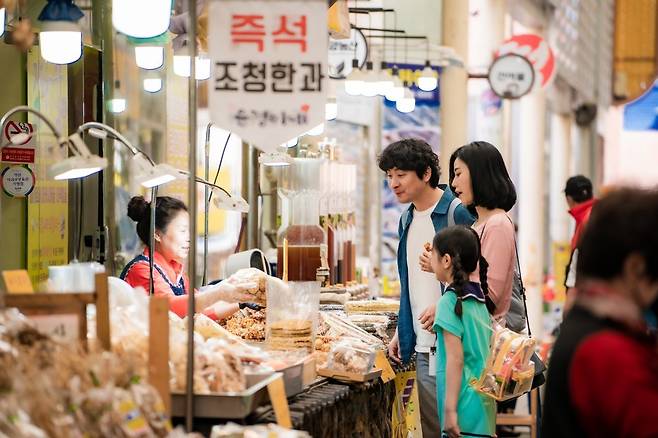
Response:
[496,389,540,438]
[148,296,171,414]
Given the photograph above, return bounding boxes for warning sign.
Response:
[1,120,36,164]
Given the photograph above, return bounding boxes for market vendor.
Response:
[121,195,255,320]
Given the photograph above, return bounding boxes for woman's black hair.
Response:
[378,138,441,188]
[433,225,495,316]
[127,196,188,246]
[577,188,658,283]
[449,141,517,212]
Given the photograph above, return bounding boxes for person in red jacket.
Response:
[563,175,596,313]
[121,195,255,320]
[542,188,658,438]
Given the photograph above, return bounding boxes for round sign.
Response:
[328,28,368,79]
[488,54,535,99]
[496,34,555,88]
[3,121,34,146]
[1,165,35,198]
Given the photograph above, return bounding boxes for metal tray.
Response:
[246,362,305,397]
[171,372,282,419]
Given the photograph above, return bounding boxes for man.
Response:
[378,138,474,437]
[563,175,596,313]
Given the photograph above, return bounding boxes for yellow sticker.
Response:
[118,399,150,436]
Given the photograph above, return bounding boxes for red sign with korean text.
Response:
[496,34,556,89]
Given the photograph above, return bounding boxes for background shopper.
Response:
[378,138,474,437]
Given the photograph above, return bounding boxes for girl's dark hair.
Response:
[433,225,495,316]
[577,188,658,283]
[449,141,517,212]
[378,138,441,188]
[127,196,188,246]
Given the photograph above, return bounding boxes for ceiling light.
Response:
[135,46,164,70]
[107,98,126,114]
[396,86,416,113]
[173,55,211,80]
[38,1,84,65]
[385,75,405,102]
[325,99,337,121]
[376,63,395,96]
[418,61,438,91]
[143,78,163,93]
[361,61,379,97]
[113,0,171,38]
[344,59,367,96]
[259,151,293,167]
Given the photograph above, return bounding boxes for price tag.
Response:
[2,270,34,294]
[267,375,292,428]
[375,350,396,383]
[28,314,79,343]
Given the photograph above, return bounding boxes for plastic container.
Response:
[326,338,376,374]
[266,280,320,352]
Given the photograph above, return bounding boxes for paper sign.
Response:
[28,314,79,343]
[2,270,34,294]
[375,350,396,383]
[209,0,328,153]
[1,120,36,163]
[267,375,292,428]
[1,165,35,197]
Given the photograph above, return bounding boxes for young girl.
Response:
[431,226,496,438]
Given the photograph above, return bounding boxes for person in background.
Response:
[563,175,596,313]
[431,226,496,438]
[121,195,255,320]
[542,188,658,438]
[378,138,474,437]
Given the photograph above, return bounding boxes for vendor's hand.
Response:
[419,249,434,273]
[239,302,263,311]
[197,281,255,310]
[444,410,460,438]
[388,332,402,364]
[419,304,436,332]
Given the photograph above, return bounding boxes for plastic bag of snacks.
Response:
[471,326,536,401]
[326,338,376,374]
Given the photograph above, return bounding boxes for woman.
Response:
[542,188,658,437]
[431,226,497,438]
[449,141,517,320]
[121,195,254,320]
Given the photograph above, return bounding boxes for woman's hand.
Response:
[196,281,256,310]
[444,409,461,438]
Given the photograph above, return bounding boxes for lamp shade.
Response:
[135,46,164,70]
[418,62,438,91]
[173,55,211,80]
[396,88,416,113]
[49,155,107,180]
[143,78,163,93]
[38,1,84,65]
[112,0,171,38]
[385,76,405,102]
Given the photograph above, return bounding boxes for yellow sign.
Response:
[375,350,396,383]
[392,370,422,438]
[267,375,292,428]
[1,270,34,294]
[552,241,571,302]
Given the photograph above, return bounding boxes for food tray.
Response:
[317,368,382,383]
[245,362,305,398]
[171,372,282,419]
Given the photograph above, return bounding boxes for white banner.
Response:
[209,0,328,153]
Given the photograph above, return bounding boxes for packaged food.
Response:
[345,299,400,314]
[472,326,536,401]
[266,280,320,352]
[326,338,375,374]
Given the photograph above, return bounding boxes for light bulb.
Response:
[40,30,82,64]
[135,46,164,70]
[173,55,211,80]
[418,62,438,91]
[396,88,416,113]
[385,77,405,102]
[113,0,171,38]
[195,56,211,80]
[0,8,5,38]
[376,70,395,96]
[344,59,366,96]
[325,101,338,121]
[107,98,127,114]
[143,78,163,93]
[361,76,379,97]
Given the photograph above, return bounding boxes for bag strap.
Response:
[505,215,532,337]
[447,197,462,227]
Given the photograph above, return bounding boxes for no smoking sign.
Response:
[2,120,36,164]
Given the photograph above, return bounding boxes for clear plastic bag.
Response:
[266,280,319,352]
[326,338,375,374]
[472,326,536,401]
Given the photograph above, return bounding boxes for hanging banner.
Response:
[209,0,328,153]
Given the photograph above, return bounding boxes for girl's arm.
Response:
[444,329,464,438]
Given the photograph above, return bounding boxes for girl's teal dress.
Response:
[432,282,496,436]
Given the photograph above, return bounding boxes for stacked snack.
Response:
[268,319,313,351]
[224,268,277,305]
[221,307,267,341]
[345,298,400,314]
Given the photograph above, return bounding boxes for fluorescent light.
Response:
[135,46,164,70]
[49,155,107,180]
[107,98,127,114]
[259,151,293,167]
[135,163,182,188]
[325,101,337,121]
[0,8,5,38]
[212,190,250,213]
[143,78,163,93]
[173,55,211,80]
[418,62,438,91]
[40,28,82,65]
[306,123,324,136]
[396,88,416,113]
[113,0,171,38]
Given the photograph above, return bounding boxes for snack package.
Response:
[326,338,376,374]
[266,280,319,352]
[472,326,536,401]
[225,268,269,304]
